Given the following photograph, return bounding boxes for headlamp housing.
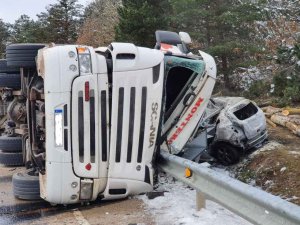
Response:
[77,47,92,74]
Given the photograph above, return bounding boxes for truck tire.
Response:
[0,59,20,74]
[0,150,24,166]
[0,73,21,89]
[12,169,40,200]
[6,44,45,68]
[0,136,22,152]
[210,142,240,166]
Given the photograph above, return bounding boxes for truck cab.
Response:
[6,31,217,205]
[31,43,164,204]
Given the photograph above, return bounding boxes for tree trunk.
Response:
[270,114,289,127]
[263,106,281,117]
[221,55,230,89]
[282,108,300,116]
[266,117,277,127]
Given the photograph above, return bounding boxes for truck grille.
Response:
[100,91,108,162]
[78,91,84,162]
[127,87,136,163]
[116,88,124,162]
[114,86,147,163]
[137,87,147,163]
[77,89,108,164]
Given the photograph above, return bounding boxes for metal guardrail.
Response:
[158,151,300,225]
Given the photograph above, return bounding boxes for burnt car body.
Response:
[205,97,268,165]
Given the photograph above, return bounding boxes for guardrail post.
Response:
[196,191,206,211]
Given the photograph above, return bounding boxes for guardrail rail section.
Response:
[158,151,300,225]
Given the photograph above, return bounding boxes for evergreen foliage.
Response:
[0,19,9,56]
[37,0,84,43]
[171,0,266,89]
[115,0,171,47]
[10,15,45,43]
[273,42,300,105]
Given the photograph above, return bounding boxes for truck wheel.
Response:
[6,44,45,68]
[0,136,22,152]
[12,169,40,200]
[0,59,20,74]
[0,73,21,89]
[0,150,24,166]
[210,142,240,166]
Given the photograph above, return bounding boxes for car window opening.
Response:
[233,102,258,120]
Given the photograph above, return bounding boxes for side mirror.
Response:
[179,32,192,44]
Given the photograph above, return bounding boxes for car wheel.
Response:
[12,169,40,200]
[0,73,21,89]
[0,59,20,74]
[211,142,240,166]
[6,44,45,68]
[0,136,22,152]
[0,150,24,166]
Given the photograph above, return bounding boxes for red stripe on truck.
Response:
[167,97,204,145]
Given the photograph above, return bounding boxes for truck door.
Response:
[71,74,109,179]
[162,51,217,154]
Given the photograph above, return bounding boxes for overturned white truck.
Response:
[5,31,216,204]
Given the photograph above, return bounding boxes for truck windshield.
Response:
[164,55,205,120]
[165,66,194,111]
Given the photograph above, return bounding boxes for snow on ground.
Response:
[137,174,252,225]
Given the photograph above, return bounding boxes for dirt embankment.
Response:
[235,125,300,205]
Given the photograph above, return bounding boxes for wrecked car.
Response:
[155,31,267,166]
[206,97,268,165]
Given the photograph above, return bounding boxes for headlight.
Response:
[54,109,63,147]
[77,47,92,74]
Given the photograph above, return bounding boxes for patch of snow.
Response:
[248,179,256,186]
[280,167,287,173]
[264,180,273,185]
[231,66,267,91]
[289,151,300,155]
[199,162,211,168]
[211,165,235,178]
[264,180,274,189]
[284,196,299,201]
[250,141,282,157]
[138,174,252,225]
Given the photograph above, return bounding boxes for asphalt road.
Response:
[0,166,154,225]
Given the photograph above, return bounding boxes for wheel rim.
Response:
[217,147,234,165]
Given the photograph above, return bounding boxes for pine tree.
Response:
[0,19,9,57]
[273,40,300,104]
[171,0,266,89]
[10,15,46,43]
[37,0,84,43]
[115,0,172,47]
